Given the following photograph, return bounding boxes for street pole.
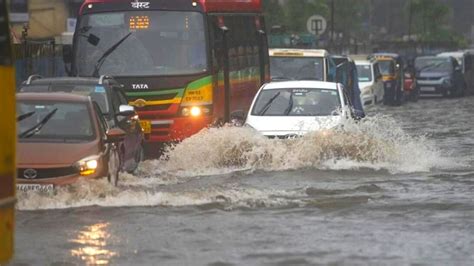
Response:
[330,0,334,50]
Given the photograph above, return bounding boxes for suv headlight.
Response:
[74,155,100,176]
[442,77,452,85]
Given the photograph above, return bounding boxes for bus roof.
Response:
[198,0,262,12]
[80,0,262,14]
[269,48,330,58]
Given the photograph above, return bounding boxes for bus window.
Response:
[75,11,208,76]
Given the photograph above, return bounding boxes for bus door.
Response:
[0,0,16,262]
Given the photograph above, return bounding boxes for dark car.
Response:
[16,93,125,188]
[415,56,465,97]
[19,75,144,173]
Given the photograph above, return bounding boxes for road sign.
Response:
[306,15,327,36]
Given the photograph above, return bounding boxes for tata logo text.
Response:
[131,1,150,9]
[132,84,149,89]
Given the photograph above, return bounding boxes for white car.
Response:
[355,59,385,106]
[245,81,349,138]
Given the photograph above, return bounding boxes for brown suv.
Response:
[16,92,125,190]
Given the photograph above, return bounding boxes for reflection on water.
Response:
[70,222,117,265]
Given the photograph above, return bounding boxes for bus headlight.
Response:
[190,106,201,116]
[181,106,211,117]
[74,155,100,176]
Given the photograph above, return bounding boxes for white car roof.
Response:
[262,81,338,90]
[354,59,371,65]
[269,48,329,57]
[437,51,466,57]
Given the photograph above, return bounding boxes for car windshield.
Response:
[356,64,373,82]
[251,88,341,116]
[270,57,324,80]
[75,11,207,76]
[378,60,395,75]
[415,58,452,73]
[17,100,95,142]
[21,84,110,113]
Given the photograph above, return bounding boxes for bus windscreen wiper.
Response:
[258,92,281,115]
[18,108,58,139]
[92,32,132,77]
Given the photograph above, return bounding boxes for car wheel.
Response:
[107,146,120,186]
[442,88,450,98]
[127,144,144,174]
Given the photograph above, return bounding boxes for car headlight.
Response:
[361,86,372,95]
[442,77,452,85]
[74,155,100,176]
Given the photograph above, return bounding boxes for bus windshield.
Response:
[75,11,208,76]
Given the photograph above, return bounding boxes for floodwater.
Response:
[11,97,474,265]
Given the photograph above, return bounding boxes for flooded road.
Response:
[12,97,474,265]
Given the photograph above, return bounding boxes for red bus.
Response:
[70,0,269,150]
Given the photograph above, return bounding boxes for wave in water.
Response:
[153,114,455,176]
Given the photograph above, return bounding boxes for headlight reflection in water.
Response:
[70,222,117,265]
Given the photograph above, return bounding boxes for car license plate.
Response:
[139,120,151,134]
[422,86,436,92]
[16,184,54,193]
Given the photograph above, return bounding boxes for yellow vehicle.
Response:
[0,0,16,263]
[371,53,404,106]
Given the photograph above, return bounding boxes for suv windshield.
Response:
[75,11,207,76]
[415,58,452,73]
[270,57,324,80]
[356,64,373,82]
[17,101,95,142]
[21,84,110,113]
[251,88,341,116]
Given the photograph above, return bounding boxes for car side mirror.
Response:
[105,128,126,143]
[117,105,136,117]
[230,110,246,126]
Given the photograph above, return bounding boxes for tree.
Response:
[408,0,456,42]
[262,0,287,30]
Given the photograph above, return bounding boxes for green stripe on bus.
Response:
[186,76,212,91]
[125,88,184,97]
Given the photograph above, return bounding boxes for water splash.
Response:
[156,114,452,176]
[17,114,459,211]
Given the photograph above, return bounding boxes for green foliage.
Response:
[408,0,466,45]
[262,0,287,31]
[263,0,328,33]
